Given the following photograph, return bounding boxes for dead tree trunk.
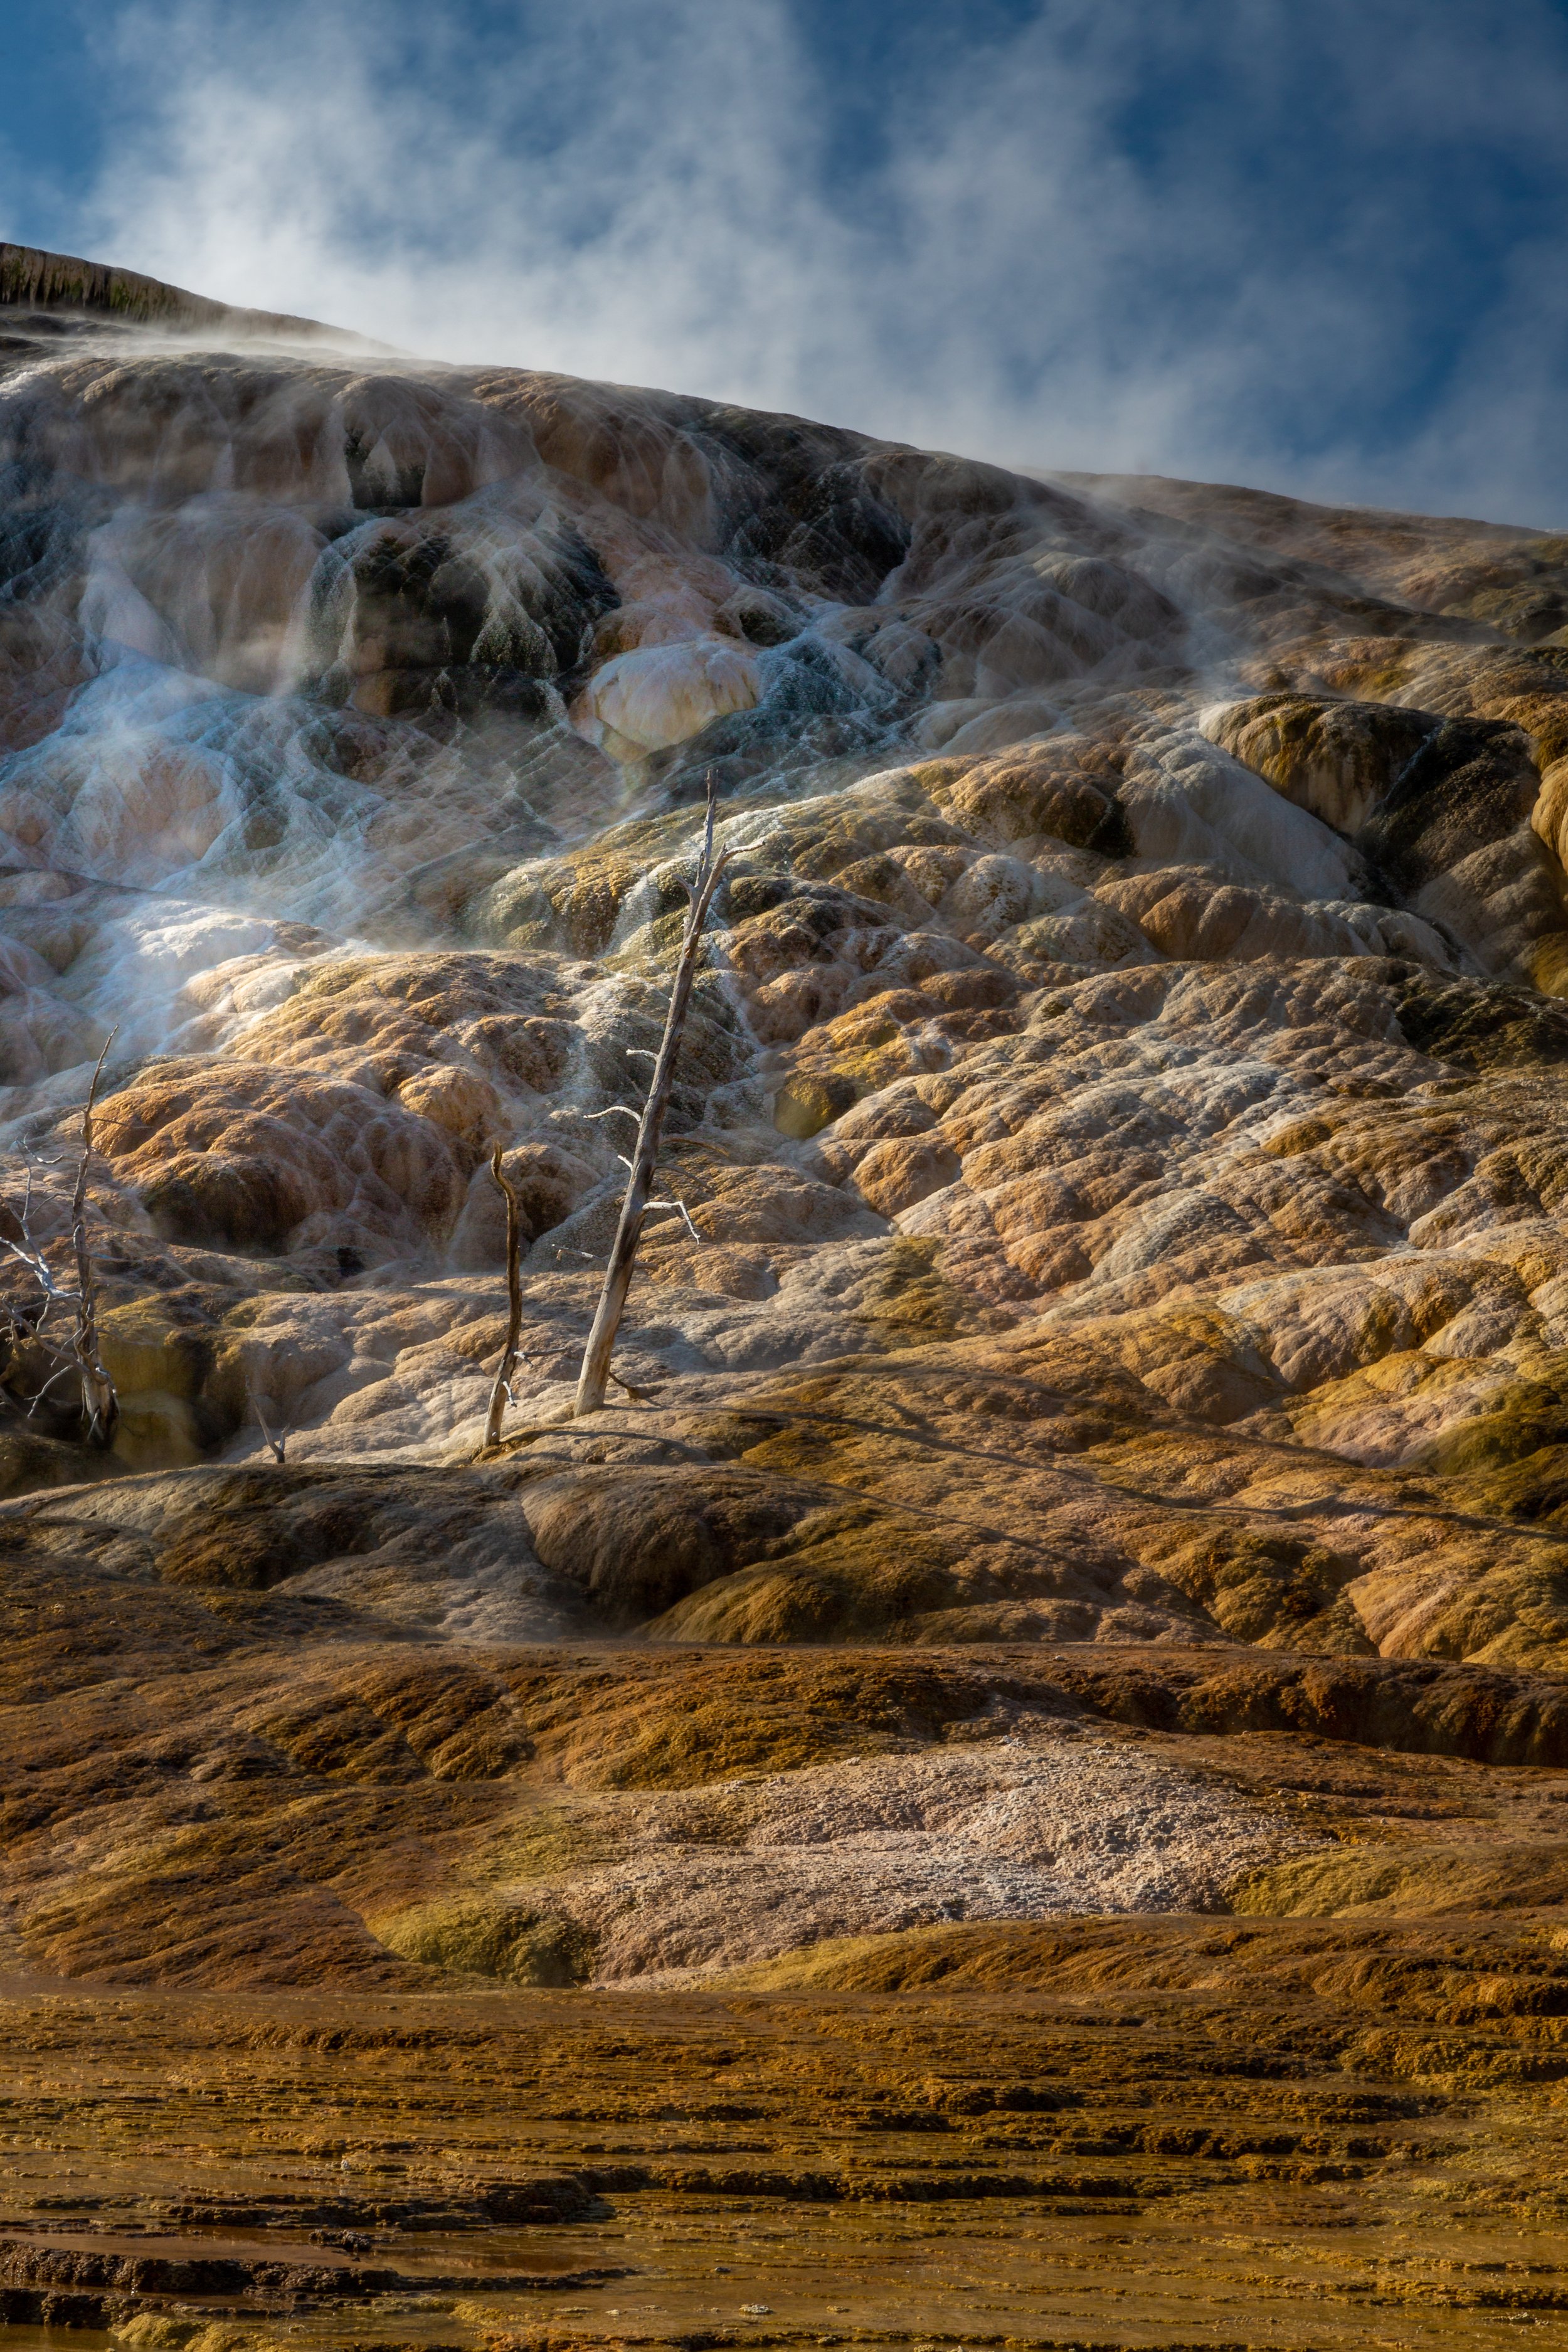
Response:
[485,1143,525,1448]
[70,1035,118,1449]
[575,783,730,1417]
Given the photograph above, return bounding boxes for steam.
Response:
[15,0,1568,523]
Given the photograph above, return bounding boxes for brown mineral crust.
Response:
[4,1579,1567,1992]
[1,1929,1567,2346]
[0,2239,385,2295]
[8,258,1568,2344]
[93,1059,469,1256]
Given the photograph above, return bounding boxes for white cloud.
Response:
[25,0,1568,525]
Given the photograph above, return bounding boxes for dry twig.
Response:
[248,1382,299,1465]
[0,1035,120,1446]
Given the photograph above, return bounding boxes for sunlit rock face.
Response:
[6,247,1568,1668]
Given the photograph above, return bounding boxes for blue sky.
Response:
[6,0,1568,526]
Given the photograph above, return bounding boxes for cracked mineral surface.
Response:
[1,243,1568,2348]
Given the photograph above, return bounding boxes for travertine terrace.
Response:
[2,243,1568,2349]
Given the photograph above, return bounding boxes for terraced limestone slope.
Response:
[2,247,1568,2349]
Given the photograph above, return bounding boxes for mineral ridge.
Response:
[2,246,1568,2351]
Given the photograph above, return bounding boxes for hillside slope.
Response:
[4,250,1568,1669]
[4,245,1568,2352]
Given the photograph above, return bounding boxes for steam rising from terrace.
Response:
[0,250,1217,1088]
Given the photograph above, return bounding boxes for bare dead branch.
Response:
[0,1041,120,1447]
[479,1332,655,1411]
[249,1380,298,1465]
[0,1232,58,1300]
[575,775,730,1417]
[0,1160,66,1318]
[26,1363,80,1416]
[644,1192,702,1244]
